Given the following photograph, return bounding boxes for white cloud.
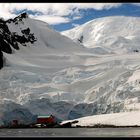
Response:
[72,15,82,20]
[0,4,16,19]
[32,15,70,25]
[131,3,140,6]
[71,3,122,10]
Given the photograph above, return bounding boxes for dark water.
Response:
[0,128,140,137]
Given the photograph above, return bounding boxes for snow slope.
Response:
[1,14,140,124]
[62,111,140,127]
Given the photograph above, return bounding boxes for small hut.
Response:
[37,115,55,124]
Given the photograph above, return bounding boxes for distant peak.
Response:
[18,12,29,19]
[14,12,29,21]
[7,12,29,24]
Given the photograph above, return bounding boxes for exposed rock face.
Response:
[0,18,18,54]
[7,12,28,24]
[0,13,37,69]
[0,51,3,69]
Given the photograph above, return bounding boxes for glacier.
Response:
[0,14,140,125]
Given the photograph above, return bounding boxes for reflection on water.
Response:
[0,128,140,137]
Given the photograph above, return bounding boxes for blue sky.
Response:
[1,3,140,32]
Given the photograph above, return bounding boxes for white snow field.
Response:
[62,111,140,127]
[1,15,140,125]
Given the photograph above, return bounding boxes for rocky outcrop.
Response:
[0,13,37,69]
[0,51,3,69]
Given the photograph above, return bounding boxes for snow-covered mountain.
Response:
[1,14,140,125]
[62,16,140,54]
[62,16,140,119]
[0,12,87,124]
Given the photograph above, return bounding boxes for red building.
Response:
[37,115,55,124]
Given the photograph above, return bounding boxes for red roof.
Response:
[37,116,55,124]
